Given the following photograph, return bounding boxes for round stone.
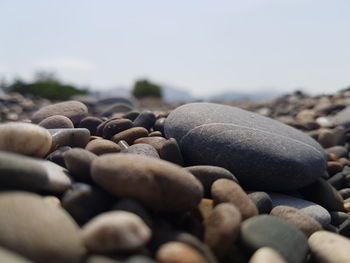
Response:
[79,117,103,136]
[102,119,133,139]
[0,122,51,157]
[164,103,327,191]
[31,100,88,126]
[211,179,258,220]
[38,115,74,129]
[248,192,273,214]
[48,128,90,151]
[156,242,209,263]
[111,127,149,144]
[309,231,350,263]
[186,166,238,197]
[248,247,287,263]
[240,215,308,263]
[82,211,151,253]
[204,203,241,259]
[64,148,97,182]
[270,205,322,237]
[85,139,121,155]
[0,192,85,263]
[91,153,203,212]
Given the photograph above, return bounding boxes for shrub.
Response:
[132,79,162,99]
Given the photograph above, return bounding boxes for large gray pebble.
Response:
[164,103,327,191]
[38,115,74,129]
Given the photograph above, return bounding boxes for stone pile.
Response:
[1,88,350,262]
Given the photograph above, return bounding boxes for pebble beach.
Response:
[1,89,350,263]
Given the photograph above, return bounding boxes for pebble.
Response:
[325,145,348,158]
[82,211,151,253]
[133,111,156,130]
[317,127,346,148]
[49,128,90,151]
[248,247,287,263]
[64,148,97,182]
[123,143,160,158]
[270,205,322,237]
[0,246,33,263]
[133,136,167,153]
[186,166,238,197]
[309,231,350,263]
[240,215,308,263]
[79,116,103,136]
[122,111,140,121]
[154,117,166,134]
[38,115,74,129]
[248,192,273,214]
[102,118,133,139]
[111,127,149,144]
[330,211,350,226]
[211,179,258,219]
[46,146,71,167]
[91,153,203,212]
[0,151,71,193]
[85,138,121,155]
[159,138,184,166]
[31,100,88,126]
[0,122,52,157]
[0,192,85,263]
[332,105,350,127]
[268,192,331,226]
[164,103,327,191]
[156,242,209,263]
[204,203,241,259]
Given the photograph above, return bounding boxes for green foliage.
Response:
[4,72,87,100]
[132,79,162,99]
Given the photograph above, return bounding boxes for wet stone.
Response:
[38,115,74,129]
[85,139,121,155]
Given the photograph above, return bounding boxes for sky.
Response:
[0,0,350,96]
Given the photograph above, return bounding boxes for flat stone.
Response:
[102,119,133,139]
[248,247,287,263]
[0,192,85,263]
[48,128,90,151]
[186,166,238,197]
[248,192,273,214]
[85,139,121,155]
[309,231,350,263]
[270,205,322,237]
[38,115,74,129]
[164,103,327,191]
[156,242,209,263]
[111,127,148,144]
[31,100,88,126]
[91,153,203,212]
[79,117,103,136]
[0,151,71,193]
[240,215,308,263]
[204,203,241,259]
[0,122,51,157]
[268,192,331,226]
[64,148,97,182]
[82,211,151,253]
[211,179,258,220]
[123,143,160,159]
[133,111,156,130]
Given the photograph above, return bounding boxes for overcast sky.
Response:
[1,0,349,96]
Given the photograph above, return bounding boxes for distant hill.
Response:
[207,90,283,102]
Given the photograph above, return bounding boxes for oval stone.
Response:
[248,247,287,263]
[91,153,203,212]
[0,122,52,157]
[38,115,74,129]
[164,103,327,191]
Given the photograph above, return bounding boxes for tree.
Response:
[132,79,162,99]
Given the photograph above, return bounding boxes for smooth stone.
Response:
[49,128,90,151]
[125,255,156,263]
[299,178,346,212]
[133,111,156,130]
[100,103,134,117]
[102,119,133,139]
[82,211,151,253]
[317,127,346,148]
[339,188,350,199]
[0,151,71,193]
[123,143,160,159]
[164,103,327,191]
[111,127,149,144]
[325,146,348,158]
[156,242,209,263]
[64,148,97,182]
[186,166,238,197]
[133,136,167,153]
[332,105,350,127]
[31,100,88,126]
[327,172,345,190]
[240,215,308,263]
[0,192,85,263]
[248,192,273,214]
[85,139,121,155]
[79,117,103,136]
[149,131,163,137]
[0,122,51,157]
[204,203,241,259]
[91,153,203,212]
[0,246,34,263]
[211,179,258,220]
[62,183,114,225]
[154,117,166,134]
[327,161,343,176]
[38,115,74,129]
[309,231,350,262]
[46,146,71,167]
[159,138,184,166]
[330,211,350,226]
[198,198,214,220]
[122,111,140,121]
[268,192,331,226]
[248,247,287,263]
[270,205,322,237]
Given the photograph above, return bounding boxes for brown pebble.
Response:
[85,139,121,155]
[111,127,149,144]
[149,131,163,137]
[133,136,167,153]
[198,199,213,220]
[327,161,343,176]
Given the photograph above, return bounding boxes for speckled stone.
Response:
[164,103,327,191]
